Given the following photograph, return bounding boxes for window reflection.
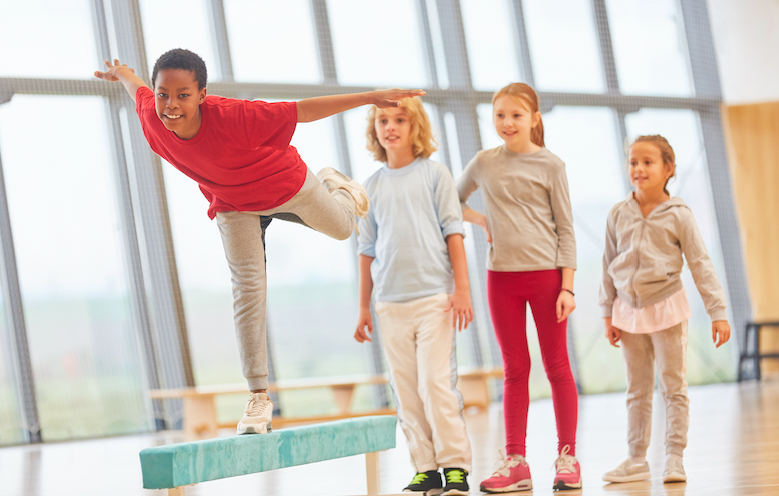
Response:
[543,106,626,394]
[0,96,148,440]
[605,0,693,96]
[460,0,523,90]
[0,300,23,444]
[523,0,605,93]
[139,0,221,81]
[225,0,321,83]
[327,0,428,87]
[0,0,98,79]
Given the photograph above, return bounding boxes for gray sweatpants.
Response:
[216,168,356,391]
[620,321,689,458]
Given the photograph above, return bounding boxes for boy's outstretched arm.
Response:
[446,234,473,332]
[94,59,149,103]
[297,89,426,123]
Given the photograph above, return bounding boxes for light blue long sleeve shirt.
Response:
[357,157,465,303]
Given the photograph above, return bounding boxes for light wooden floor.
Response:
[1,380,778,496]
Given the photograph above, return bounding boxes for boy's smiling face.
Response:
[374,107,412,153]
[154,68,207,140]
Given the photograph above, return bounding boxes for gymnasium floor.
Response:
[1,380,777,496]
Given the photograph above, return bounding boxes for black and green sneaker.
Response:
[443,468,469,496]
[403,470,443,494]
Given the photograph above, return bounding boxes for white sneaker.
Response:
[237,392,273,435]
[602,459,651,483]
[316,167,370,219]
[663,456,687,483]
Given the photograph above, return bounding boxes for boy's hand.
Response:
[605,317,622,347]
[354,308,373,343]
[712,320,731,348]
[94,59,134,82]
[556,290,575,323]
[372,89,427,109]
[446,290,473,332]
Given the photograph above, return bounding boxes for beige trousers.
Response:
[620,321,689,458]
[376,293,472,472]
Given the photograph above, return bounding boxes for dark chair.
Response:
[738,321,779,381]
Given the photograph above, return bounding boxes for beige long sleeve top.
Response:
[457,146,577,272]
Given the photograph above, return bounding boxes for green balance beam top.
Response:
[139,415,397,489]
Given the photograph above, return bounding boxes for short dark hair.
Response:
[151,49,208,90]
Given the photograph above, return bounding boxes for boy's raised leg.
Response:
[263,169,360,240]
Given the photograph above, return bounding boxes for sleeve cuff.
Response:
[357,246,376,257]
[710,308,728,322]
[601,305,613,318]
[556,258,577,270]
[442,221,466,239]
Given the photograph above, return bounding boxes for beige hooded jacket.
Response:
[599,193,727,322]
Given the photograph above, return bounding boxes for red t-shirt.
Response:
[135,86,307,219]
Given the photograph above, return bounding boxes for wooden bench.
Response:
[151,368,503,439]
[140,416,404,496]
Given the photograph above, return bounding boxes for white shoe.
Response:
[602,458,651,483]
[663,456,687,483]
[237,392,273,435]
[316,167,370,219]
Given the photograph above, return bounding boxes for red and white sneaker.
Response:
[553,445,582,490]
[480,450,532,493]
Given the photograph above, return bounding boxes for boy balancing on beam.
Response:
[95,48,424,435]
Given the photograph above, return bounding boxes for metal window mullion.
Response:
[614,110,633,193]
[311,0,338,86]
[0,145,41,444]
[593,0,633,194]
[0,77,727,112]
[591,0,620,94]
[112,0,194,415]
[436,0,493,369]
[91,0,166,429]
[417,0,440,88]
[208,0,235,82]
[679,0,752,378]
[508,0,536,86]
[311,0,390,407]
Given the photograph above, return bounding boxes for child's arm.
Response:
[600,210,622,346]
[354,254,375,343]
[94,59,149,103]
[297,89,426,123]
[556,267,576,323]
[604,317,622,348]
[445,234,473,332]
[677,210,731,347]
[462,208,492,243]
[457,155,492,241]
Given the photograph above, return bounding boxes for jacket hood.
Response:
[625,193,688,216]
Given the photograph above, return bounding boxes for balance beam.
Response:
[140,415,404,495]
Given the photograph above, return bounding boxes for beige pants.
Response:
[376,293,472,472]
[620,321,689,458]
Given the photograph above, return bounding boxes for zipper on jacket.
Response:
[628,219,646,306]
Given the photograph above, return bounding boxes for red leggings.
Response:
[487,269,578,456]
